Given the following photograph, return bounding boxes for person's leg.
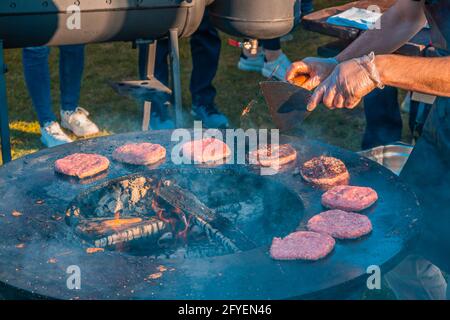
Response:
[154,40,170,87]
[301,0,314,16]
[260,39,282,61]
[22,47,72,147]
[147,40,174,129]
[362,87,403,149]
[260,38,291,81]
[190,11,221,107]
[190,11,228,128]
[59,44,84,112]
[59,45,99,136]
[22,46,55,126]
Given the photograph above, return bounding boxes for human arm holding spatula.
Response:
[286,0,450,111]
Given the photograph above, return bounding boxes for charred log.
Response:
[76,217,169,248]
[157,180,256,251]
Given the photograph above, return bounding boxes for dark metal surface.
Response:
[260,81,312,132]
[0,0,206,49]
[208,0,301,39]
[0,130,420,299]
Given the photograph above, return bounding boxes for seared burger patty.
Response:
[182,138,231,163]
[307,210,372,240]
[321,185,378,211]
[113,142,166,165]
[270,231,335,261]
[55,153,110,179]
[301,156,349,189]
[249,144,297,167]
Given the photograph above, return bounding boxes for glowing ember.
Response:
[240,99,256,118]
[157,265,168,272]
[146,272,163,280]
[12,210,23,217]
[86,247,105,254]
[102,217,142,229]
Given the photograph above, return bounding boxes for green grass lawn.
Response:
[2,0,412,163]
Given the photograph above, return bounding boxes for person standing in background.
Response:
[237,0,314,81]
[150,10,229,129]
[22,45,100,147]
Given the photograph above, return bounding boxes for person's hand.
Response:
[307,53,384,111]
[286,57,339,91]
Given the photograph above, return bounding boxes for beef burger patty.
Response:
[301,156,349,189]
[182,138,231,163]
[113,142,166,165]
[321,185,378,211]
[270,231,335,261]
[249,144,297,167]
[55,153,110,179]
[307,210,372,239]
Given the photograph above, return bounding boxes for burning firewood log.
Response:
[157,180,256,251]
[76,217,169,248]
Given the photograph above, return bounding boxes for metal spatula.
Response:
[260,77,313,131]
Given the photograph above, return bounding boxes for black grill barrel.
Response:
[0,0,207,49]
[0,0,301,49]
[208,0,302,40]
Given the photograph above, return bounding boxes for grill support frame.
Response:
[0,41,11,163]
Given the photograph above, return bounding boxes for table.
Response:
[302,0,430,57]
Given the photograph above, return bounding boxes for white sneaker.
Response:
[61,107,100,137]
[238,52,265,73]
[261,53,292,81]
[40,121,73,148]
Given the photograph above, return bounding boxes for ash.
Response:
[68,172,302,259]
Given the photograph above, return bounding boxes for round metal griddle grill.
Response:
[0,131,420,299]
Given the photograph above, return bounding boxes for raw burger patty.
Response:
[321,185,378,211]
[300,156,349,189]
[270,231,335,261]
[307,210,372,239]
[55,153,110,179]
[249,144,297,167]
[113,142,166,165]
[182,138,231,163]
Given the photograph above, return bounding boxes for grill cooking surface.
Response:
[0,130,420,299]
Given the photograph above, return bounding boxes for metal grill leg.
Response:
[169,29,183,127]
[138,41,157,131]
[0,41,11,164]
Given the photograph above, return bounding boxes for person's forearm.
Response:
[336,0,426,62]
[375,55,450,97]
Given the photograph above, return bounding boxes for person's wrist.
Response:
[327,57,339,65]
[334,55,345,64]
[357,52,385,89]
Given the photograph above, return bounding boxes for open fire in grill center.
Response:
[65,170,304,260]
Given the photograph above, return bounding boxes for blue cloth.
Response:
[155,11,221,107]
[22,45,85,126]
[326,7,382,31]
[362,86,403,149]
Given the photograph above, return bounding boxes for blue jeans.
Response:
[155,10,221,106]
[22,45,85,126]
